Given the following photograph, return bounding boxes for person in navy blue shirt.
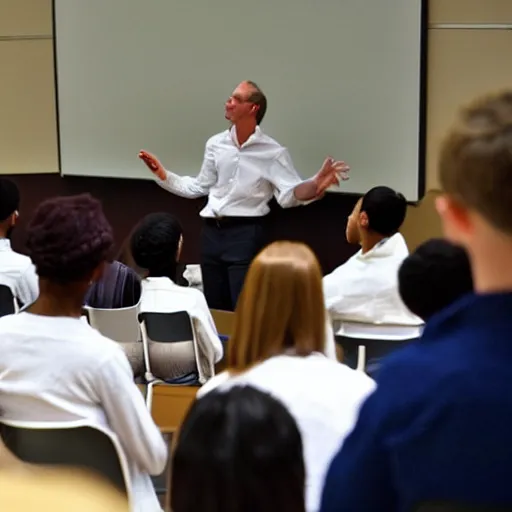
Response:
[320,90,512,512]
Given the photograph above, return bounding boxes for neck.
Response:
[360,232,386,254]
[469,236,512,294]
[28,280,86,318]
[234,120,257,146]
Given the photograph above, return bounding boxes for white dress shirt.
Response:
[0,312,167,512]
[0,239,38,306]
[140,277,223,381]
[197,353,376,512]
[323,233,423,340]
[155,126,308,217]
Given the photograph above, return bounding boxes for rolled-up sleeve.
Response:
[267,149,308,208]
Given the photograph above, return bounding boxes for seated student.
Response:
[398,238,473,322]
[130,212,223,384]
[84,260,141,309]
[171,386,306,512]
[0,179,38,308]
[323,186,423,342]
[198,241,375,512]
[0,194,167,512]
[320,91,512,511]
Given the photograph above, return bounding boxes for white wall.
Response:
[55,0,424,199]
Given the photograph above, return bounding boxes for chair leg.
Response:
[356,345,366,372]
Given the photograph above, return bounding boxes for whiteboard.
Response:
[54,0,426,200]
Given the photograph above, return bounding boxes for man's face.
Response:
[224,82,257,124]
[346,199,362,244]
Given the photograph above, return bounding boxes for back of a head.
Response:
[360,186,407,236]
[26,194,113,283]
[439,90,512,235]
[171,386,305,512]
[0,179,20,222]
[130,212,183,279]
[399,238,473,321]
[228,241,326,371]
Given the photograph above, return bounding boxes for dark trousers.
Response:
[200,217,266,311]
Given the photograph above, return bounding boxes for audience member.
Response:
[321,91,512,510]
[131,212,223,383]
[323,186,423,343]
[0,179,38,307]
[85,260,141,309]
[171,386,305,512]
[399,238,473,321]
[198,241,375,511]
[0,194,167,512]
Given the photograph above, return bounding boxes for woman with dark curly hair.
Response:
[0,194,167,512]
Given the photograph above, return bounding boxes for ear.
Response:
[436,195,472,244]
[359,211,369,229]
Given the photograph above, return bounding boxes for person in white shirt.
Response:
[0,194,167,512]
[130,212,223,384]
[323,186,423,352]
[198,241,375,512]
[0,179,38,307]
[139,80,350,311]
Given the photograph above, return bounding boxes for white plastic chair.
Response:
[0,418,132,503]
[82,304,141,342]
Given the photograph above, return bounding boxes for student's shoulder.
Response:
[206,130,230,146]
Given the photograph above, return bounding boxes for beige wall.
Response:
[402,0,512,249]
[0,0,57,175]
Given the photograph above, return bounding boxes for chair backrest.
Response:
[0,419,130,498]
[336,335,415,373]
[138,311,193,342]
[0,284,17,317]
[138,311,197,382]
[83,305,141,342]
[415,502,511,512]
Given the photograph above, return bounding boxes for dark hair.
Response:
[398,238,473,321]
[0,179,20,222]
[360,186,407,236]
[26,194,114,283]
[246,81,267,125]
[171,386,306,512]
[439,90,512,234]
[130,212,183,280]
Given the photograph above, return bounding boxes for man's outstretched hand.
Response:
[313,157,350,196]
[139,150,166,180]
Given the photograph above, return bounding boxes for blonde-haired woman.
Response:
[197,241,375,512]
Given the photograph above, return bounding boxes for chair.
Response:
[0,419,131,500]
[0,284,18,317]
[335,335,415,375]
[82,305,144,377]
[138,311,198,410]
[210,309,235,372]
[414,502,512,511]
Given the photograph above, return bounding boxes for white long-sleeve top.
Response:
[197,353,376,512]
[0,239,39,307]
[323,233,423,339]
[154,126,308,217]
[0,312,167,512]
[140,277,223,380]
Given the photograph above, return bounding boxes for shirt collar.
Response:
[0,238,12,251]
[424,291,512,339]
[229,125,263,148]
